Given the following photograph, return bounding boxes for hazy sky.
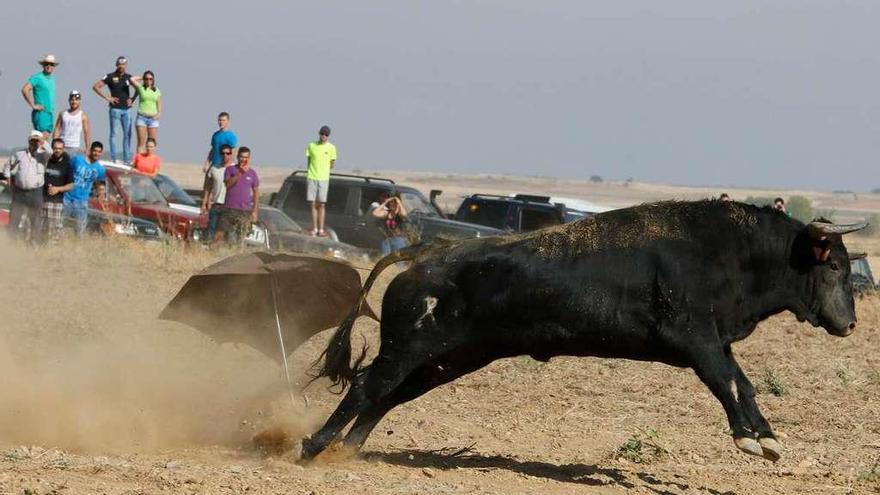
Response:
[2,1,879,191]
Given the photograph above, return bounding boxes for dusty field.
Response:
[1,231,880,495]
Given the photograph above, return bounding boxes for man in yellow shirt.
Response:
[305,125,336,236]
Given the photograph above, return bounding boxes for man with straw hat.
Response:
[3,131,50,241]
[21,54,59,139]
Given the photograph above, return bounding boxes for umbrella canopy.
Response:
[159,252,374,365]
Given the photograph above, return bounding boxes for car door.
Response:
[345,185,388,250]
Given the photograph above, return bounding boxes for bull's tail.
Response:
[313,244,430,390]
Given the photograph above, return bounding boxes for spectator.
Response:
[21,54,58,139]
[719,193,731,202]
[43,138,74,243]
[53,90,90,156]
[4,131,50,241]
[201,143,234,241]
[371,192,409,256]
[93,56,135,164]
[132,138,161,177]
[64,142,107,237]
[305,125,336,236]
[203,112,237,173]
[130,71,161,153]
[773,197,787,214]
[214,147,259,245]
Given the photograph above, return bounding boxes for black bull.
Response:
[303,200,866,462]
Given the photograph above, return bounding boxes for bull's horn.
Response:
[850,252,867,261]
[808,222,868,238]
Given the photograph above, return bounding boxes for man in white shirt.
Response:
[4,131,50,241]
[53,90,91,156]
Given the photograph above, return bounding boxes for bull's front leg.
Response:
[727,348,783,461]
[688,348,776,461]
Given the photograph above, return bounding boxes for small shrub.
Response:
[858,462,880,482]
[589,175,603,183]
[616,428,668,463]
[866,369,880,386]
[835,365,853,387]
[787,196,813,223]
[761,368,786,397]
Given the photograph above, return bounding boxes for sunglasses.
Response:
[70,95,81,100]
[221,151,232,155]
[42,63,57,67]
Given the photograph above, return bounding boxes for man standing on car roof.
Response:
[93,56,135,164]
[22,54,59,140]
[4,131,50,241]
[43,138,74,243]
[203,112,237,173]
[53,90,90,156]
[202,143,234,240]
[214,146,259,245]
[64,141,106,237]
[305,125,336,237]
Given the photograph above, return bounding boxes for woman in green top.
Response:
[130,70,162,153]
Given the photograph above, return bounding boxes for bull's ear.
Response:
[850,252,867,261]
[812,245,832,262]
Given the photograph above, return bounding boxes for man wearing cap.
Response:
[305,125,336,236]
[92,56,135,164]
[53,90,91,156]
[3,131,50,241]
[21,55,58,139]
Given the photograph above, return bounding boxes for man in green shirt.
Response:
[305,125,337,236]
[21,54,58,139]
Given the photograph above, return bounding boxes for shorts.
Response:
[307,179,329,203]
[136,114,160,128]
[31,110,53,133]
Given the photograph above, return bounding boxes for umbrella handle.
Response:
[270,273,307,410]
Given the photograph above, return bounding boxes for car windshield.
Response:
[154,174,198,206]
[399,190,439,217]
[117,173,168,205]
[458,200,511,230]
[259,208,302,233]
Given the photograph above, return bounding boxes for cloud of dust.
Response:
[0,236,325,453]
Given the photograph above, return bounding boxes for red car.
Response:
[95,162,206,240]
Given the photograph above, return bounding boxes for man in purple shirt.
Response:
[214,146,259,245]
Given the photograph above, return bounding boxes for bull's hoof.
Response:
[298,437,320,464]
[734,437,763,457]
[758,437,783,462]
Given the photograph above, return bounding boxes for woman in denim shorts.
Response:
[130,70,162,153]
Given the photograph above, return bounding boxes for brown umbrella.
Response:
[159,252,375,366]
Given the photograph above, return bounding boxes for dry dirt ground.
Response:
[2,229,880,495]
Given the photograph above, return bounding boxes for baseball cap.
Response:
[116,56,128,65]
[319,125,331,136]
[69,90,81,99]
[28,130,44,141]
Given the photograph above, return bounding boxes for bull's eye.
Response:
[830,261,840,271]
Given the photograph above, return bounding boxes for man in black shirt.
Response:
[92,56,135,164]
[43,138,73,243]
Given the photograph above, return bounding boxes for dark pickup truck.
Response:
[270,171,502,251]
[454,193,574,233]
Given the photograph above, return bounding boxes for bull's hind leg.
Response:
[300,371,370,460]
[342,350,491,451]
